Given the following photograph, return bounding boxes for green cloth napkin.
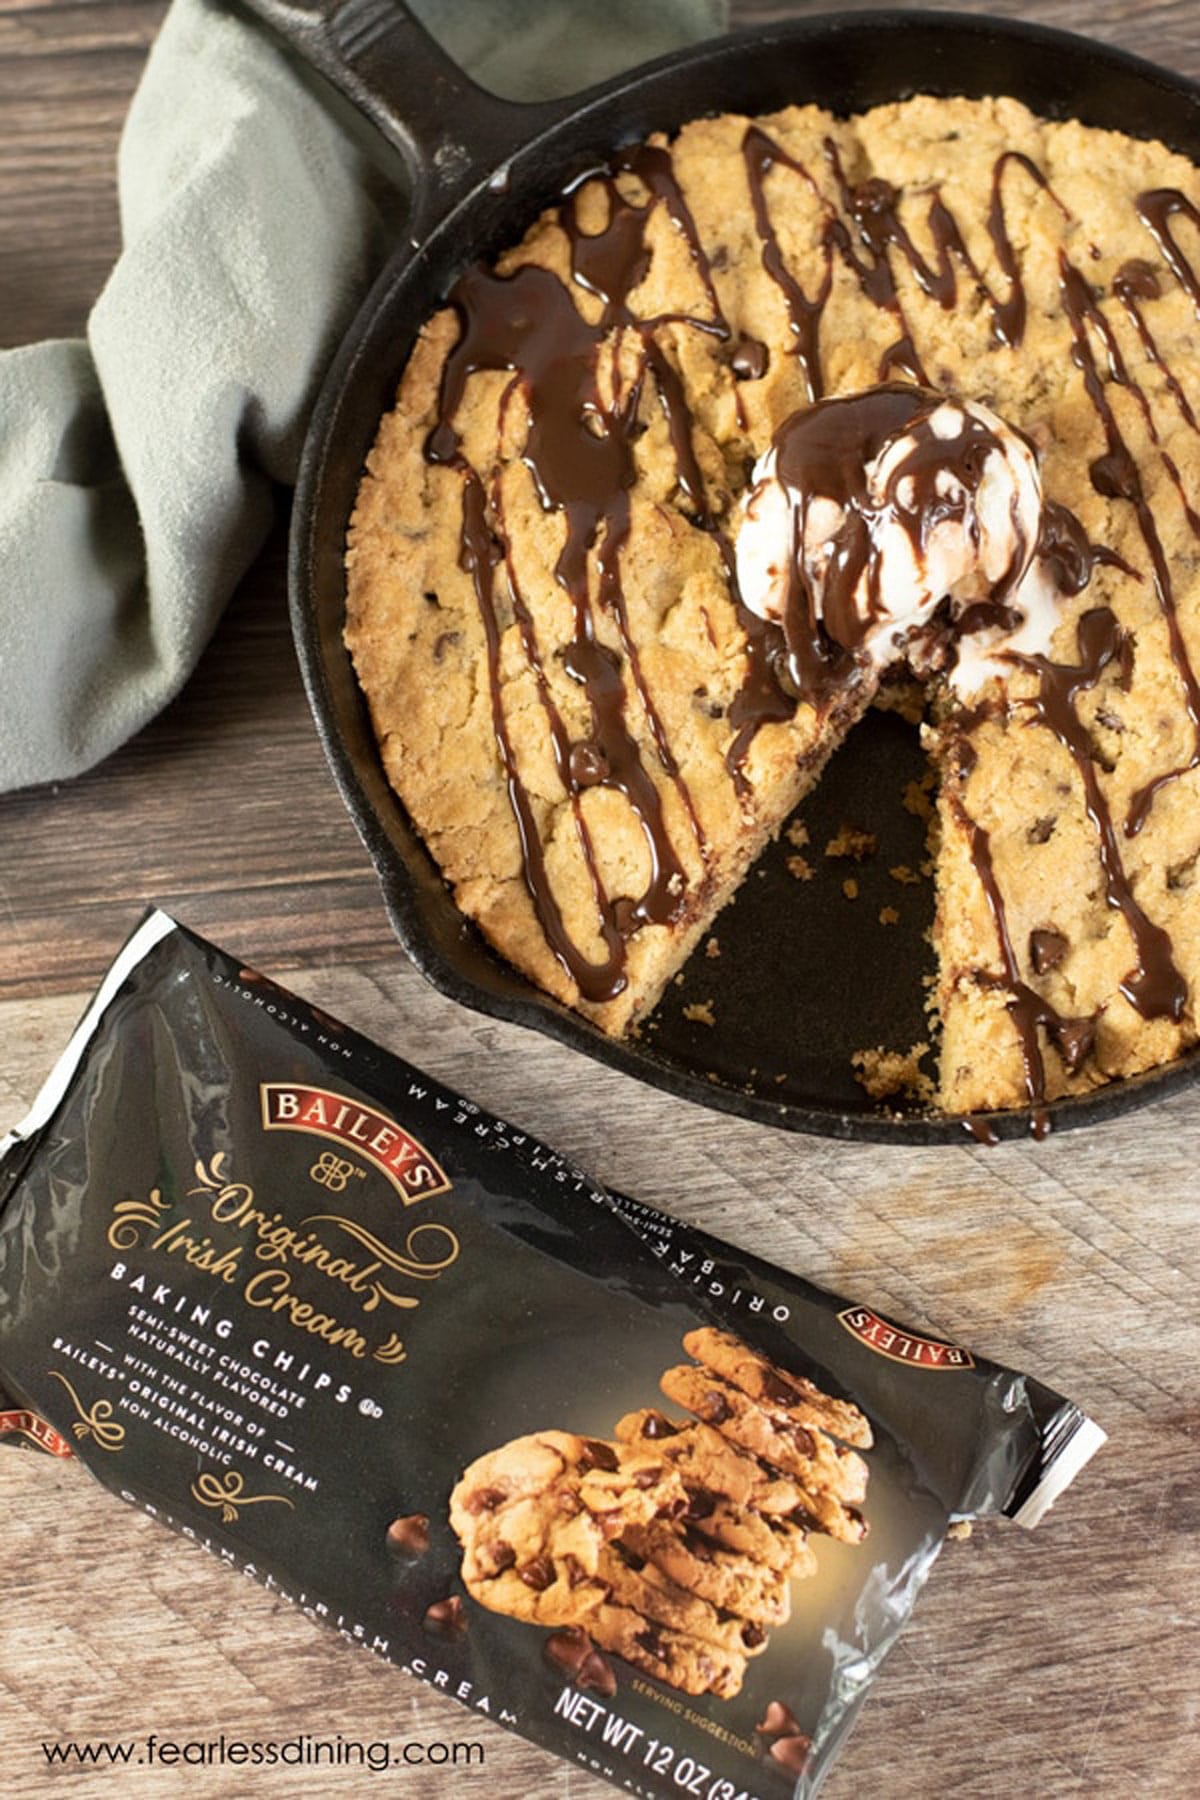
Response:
[0,0,726,794]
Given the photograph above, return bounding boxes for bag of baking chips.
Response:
[0,912,1104,1796]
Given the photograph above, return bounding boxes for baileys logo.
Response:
[838,1307,974,1369]
[260,1084,451,1203]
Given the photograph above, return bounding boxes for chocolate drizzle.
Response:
[1136,188,1200,314]
[428,146,737,1002]
[418,113,1199,1052]
[742,134,1071,391]
[951,606,1186,1123]
[1058,251,1200,835]
[742,127,835,401]
[757,385,1041,698]
[1012,609,1187,1021]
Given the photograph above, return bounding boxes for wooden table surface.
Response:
[2,2,1198,1796]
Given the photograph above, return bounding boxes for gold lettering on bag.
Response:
[107,1188,171,1251]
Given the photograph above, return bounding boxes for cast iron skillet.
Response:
[240,0,1200,1142]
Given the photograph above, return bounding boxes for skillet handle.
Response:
[234,0,555,233]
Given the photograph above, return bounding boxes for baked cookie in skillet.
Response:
[347,94,1200,1118]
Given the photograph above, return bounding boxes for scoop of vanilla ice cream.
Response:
[734,390,1054,694]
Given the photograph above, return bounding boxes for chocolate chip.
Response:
[640,1413,678,1440]
[791,1424,816,1457]
[423,1596,466,1641]
[851,176,899,220]
[1027,814,1057,845]
[1113,258,1160,303]
[479,1540,516,1576]
[518,1556,555,1592]
[569,739,609,788]
[756,1699,801,1738]
[561,1554,590,1588]
[577,1650,617,1697]
[1030,928,1069,975]
[432,630,461,664]
[579,1439,618,1472]
[761,1368,799,1406]
[742,1622,766,1649]
[1047,1014,1098,1074]
[386,1512,430,1557]
[635,1625,667,1661]
[685,1488,718,1521]
[768,1734,813,1776]
[1095,705,1125,733]
[696,1389,732,1425]
[731,334,768,380]
[543,1625,593,1677]
[612,896,640,936]
[464,1485,506,1515]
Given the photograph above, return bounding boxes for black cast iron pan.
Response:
[238,0,1200,1142]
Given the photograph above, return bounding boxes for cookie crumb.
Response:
[842,877,859,900]
[851,1041,934,1103]
[787,855,814,882]
[704,937,721,959]
[902,774,936,820]
[889,864,922,885]
[947,1520,974,1542]
[825,824,877,861]
[785,820,810,849]
[879,906,900,926]
[684,1001,716,1026]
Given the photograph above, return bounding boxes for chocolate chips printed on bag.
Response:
[0,913,1105,1796]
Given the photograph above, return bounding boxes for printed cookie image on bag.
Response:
[444,1327,872,1752]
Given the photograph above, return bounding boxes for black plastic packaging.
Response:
[0,913,1104,1795]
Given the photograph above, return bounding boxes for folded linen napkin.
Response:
[0,0,726,794]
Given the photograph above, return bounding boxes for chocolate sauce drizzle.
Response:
[1058,248,1200,836]
[1013,609,1186,1021]
[428,148,739,1001]
[741,129,1072,400]
[948,735,1090,1140]
[421,118,1200,1049]
[759,385,1040,699]
[951,605,1187,1122]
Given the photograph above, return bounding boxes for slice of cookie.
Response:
[587,1604,748,1700]
[458,1490,608,1588]
[621,1520,794,1624]
[460,1569,749,1698]
[659,1368,869,1542]
[681,1327,873,1447]
[682,1492,817,1578]
[458,1491,765,1660]
[450,1430,687,1545]
[614,1409,811,1516]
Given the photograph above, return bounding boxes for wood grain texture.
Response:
[1,2,1199,1797]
